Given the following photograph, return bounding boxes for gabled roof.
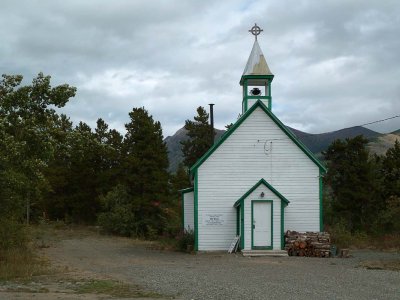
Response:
[234,178,290,207]
[190,100,327,173]
[242,40,273,76]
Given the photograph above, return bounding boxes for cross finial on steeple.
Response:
[249,23,263,41]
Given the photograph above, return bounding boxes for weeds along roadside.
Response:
[0,218,49,281]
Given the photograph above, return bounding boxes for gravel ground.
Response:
[41,232,400,300]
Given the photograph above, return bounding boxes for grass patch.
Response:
[74,279,162,298]
[360,260,400,271]
[327,223,400,250]
[0,248,49,281]
[0,219,50,281]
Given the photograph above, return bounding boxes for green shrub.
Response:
[329,220,369,249]
[0,218,29,251]
[176,229,195,252]
[0,218,48,280]
[97,185,136,236]
[328,220,352,248]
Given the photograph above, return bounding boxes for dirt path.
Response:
[2,228,400,299]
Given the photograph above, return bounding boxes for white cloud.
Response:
[0,0,399,136]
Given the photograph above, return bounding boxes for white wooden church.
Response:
[181,24,326,253]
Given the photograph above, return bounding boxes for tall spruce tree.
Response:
[42,114,74,220]
[94,119,123,196]
[63,122,100,222]
[123,107,169,236]
[181,106,214,168]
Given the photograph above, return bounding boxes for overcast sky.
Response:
[1,0,399,137]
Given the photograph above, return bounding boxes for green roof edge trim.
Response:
[233,178,290,208]
[179,187,194,194]
[190,100,327,174]
[240,74,275,85]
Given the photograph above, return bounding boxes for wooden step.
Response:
[241,250,288,257]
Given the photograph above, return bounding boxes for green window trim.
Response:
[190,100,327,174]
[251,200,273,250]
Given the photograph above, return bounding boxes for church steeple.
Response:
[240,24,274,113]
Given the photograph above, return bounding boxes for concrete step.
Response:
[241,250,288,257]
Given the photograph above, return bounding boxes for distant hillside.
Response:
[368,133,400,156]
[288,126,382,154]
[391,129,400,135]
[165,125,397,173]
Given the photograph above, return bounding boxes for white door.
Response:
[252,201,272,248]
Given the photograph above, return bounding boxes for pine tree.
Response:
[380,140,400,232]
[42,114,74,220]
[382,140,400,198]
[181,106,214,168]
[123,107,169,236]
[323,135,383,232]
[171,163,191,192]
[94,119,123,196]
[65,122,100,222]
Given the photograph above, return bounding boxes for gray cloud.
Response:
[0,0,399,137]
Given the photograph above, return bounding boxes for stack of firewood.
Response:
[285,231,331,258]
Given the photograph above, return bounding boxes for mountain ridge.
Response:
[165,125,398,172]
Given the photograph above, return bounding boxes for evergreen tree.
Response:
[94,119,123,196]
[44,117,124,223]
[323,135,383,232]
[122,107,169,236]
[380,140,400,232]
[181,106,213,168]
[63,122,100,222]
[169,163,191,234]
[171,163,191,192]
[42,114,74,220]
[382,140,400,198]
[225,123,234,130]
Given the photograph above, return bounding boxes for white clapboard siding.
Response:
[183,191,194,232]
[247,98,269,110]
[197,106,319,251]
[242,185,282,250]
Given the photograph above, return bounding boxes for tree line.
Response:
[0,73,190,241]
[1,73,399,246]
[324,136,400,235]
